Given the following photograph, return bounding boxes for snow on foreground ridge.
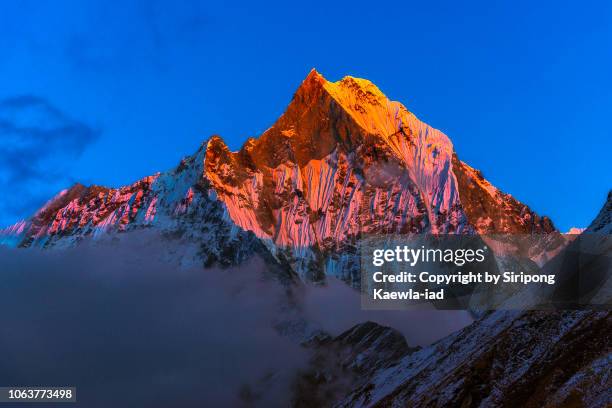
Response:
[328,192,612,408]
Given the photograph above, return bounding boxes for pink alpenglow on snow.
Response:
[0,70,557,282]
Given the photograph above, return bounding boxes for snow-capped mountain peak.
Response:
[1,71,557,282]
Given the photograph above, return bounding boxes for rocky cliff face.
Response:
[332,311,610,408]
[0,70,556,283]
[321,193,611,408]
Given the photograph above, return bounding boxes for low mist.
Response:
[298,278,473,346]
[0,237,304,407]
[0,232,472,406]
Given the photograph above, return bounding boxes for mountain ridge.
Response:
[1,70,557,282]
[327,192,612,407]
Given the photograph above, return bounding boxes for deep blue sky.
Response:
[0,0,610,231]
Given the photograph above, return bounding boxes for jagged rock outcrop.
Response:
[587,191,612,234]
[293,322,418,408]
